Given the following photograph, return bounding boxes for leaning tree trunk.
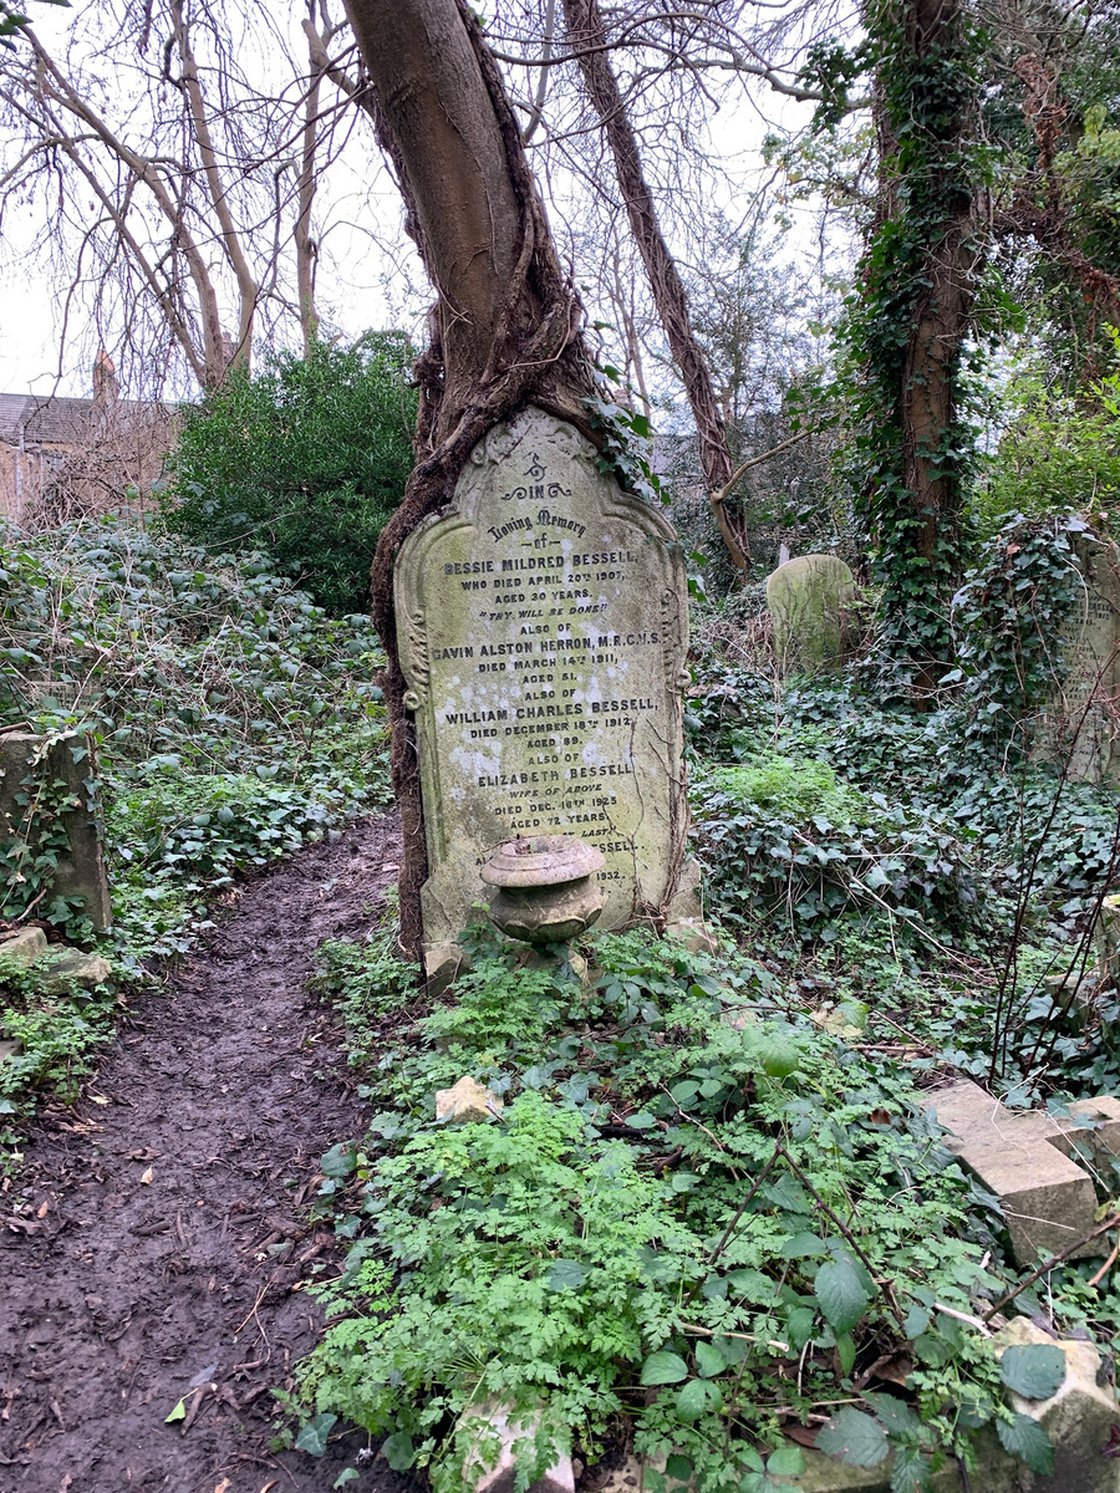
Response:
[559,0,749,574]
[343,0,596,957]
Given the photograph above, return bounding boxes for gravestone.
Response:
[395,408,691,961]
[0,729,111,929]
[766,554,854,674]
[1034,533,1120,784]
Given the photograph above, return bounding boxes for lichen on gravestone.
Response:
[394,407,693,966]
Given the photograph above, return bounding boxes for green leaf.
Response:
[320,1143,357,1179]
[767,1445,805,1476]
[640,1350,690,1386]
[1000,1344,1066,1400]
[996,1413,1054,1474]
[815,1254,871,1333]
[295,1412,338,1456]
[835,1331,856,1378]
[381,1432,415,1471]
[675,1378,717,1421]
[665,1454,693,1481]
[889,1445,929,1493]
[815,1408,889,1468]
[546,1258,588,1291]
[165,1397,187,1424]
[695,1339,726,1378]
[758,1033,801,1078]
[333,1471,360,1488]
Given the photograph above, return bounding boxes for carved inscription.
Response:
[396,408,689,949]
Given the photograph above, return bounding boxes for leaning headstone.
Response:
[0,730,111,930]
[395,408,691,966]
[766,554,854,674]
[1034,533,1120,784]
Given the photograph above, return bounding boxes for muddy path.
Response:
[0,816,408,1493]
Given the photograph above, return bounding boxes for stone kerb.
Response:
[394,408,691,963]
[766,555,855,675]
[0,729,111,930]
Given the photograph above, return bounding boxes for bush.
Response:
[162,333,417,613]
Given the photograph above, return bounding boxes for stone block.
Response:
[37,947,112,994]
[926,1081,1099,1264]
[0,927,49,967]
[0,731,111,929]
[766,555,854,675]
[435,1076,503,1124]
[998,1316,1120,1492]
[461,1401,573,1493]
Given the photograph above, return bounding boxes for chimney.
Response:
[92,348,119,413]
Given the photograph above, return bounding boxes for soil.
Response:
[0,815,414,1493]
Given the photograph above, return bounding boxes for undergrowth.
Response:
[295,923,1110,1493]
[1,517,391,957]
[0,517,390,1136]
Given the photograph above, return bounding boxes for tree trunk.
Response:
[343,0,595,957]
[559,0,749,574]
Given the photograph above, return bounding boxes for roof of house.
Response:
[0,393,174,448]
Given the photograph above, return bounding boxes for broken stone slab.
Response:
[927,1080,1102,1265]
[0,927,49,967]
[997,1316,1120,1493]
[665,917,721,956]
[425,942,469,997]
[37,947,113,995]
[461,1401,574,1493]
[435,1076,504,1124]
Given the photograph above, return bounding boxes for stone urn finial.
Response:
[479,834,605,946]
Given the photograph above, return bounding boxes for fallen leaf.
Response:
[139,1167,154,1185]
[36,1200,48,1218]
[165,1397,187,1424]
[214,1482,232,1493]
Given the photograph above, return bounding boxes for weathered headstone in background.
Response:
[395,408,691,965]
[0,729,111,929]
[765,554,854,674]
[1035,534,1120,785]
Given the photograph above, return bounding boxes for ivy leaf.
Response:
[996,1413,1054,1474]
[295,1412,337,1456]
[815,1408,889,1468]
[815,1253,870,1333]
[1000,1344,1066,1400]
[640,1350,689,1386]
[381,1432,414,1471]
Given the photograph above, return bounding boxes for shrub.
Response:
[161,333,417,613]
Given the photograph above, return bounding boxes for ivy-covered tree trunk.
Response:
[343,0,596,957]
[853,0,983,687]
